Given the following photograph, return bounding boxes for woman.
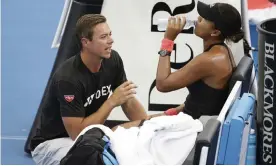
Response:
[112,1,246,130]
[154,1,246,119]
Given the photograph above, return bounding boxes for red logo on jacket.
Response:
[64,95,74,102]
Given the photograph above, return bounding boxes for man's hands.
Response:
[109,81,137,107]
[164,16,186,41]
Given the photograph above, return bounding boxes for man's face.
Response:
[82,22,114,59]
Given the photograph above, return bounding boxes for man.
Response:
[30,14,147,165]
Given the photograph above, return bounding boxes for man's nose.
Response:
[108,36,114,44]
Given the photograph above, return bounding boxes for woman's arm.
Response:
[156,16,214,92]
[156,52,214,92]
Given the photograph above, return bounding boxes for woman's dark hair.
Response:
[217,3,244,43]
[215,3,254,56]
[226,29,244,43]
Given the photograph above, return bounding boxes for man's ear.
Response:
[81,38,88,47]
[211,29,221,37]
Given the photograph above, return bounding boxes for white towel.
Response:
[111,112,203,165]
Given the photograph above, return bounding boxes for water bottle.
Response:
[157,18,196,31]
[246,129,256,165]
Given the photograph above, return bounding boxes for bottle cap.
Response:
[250,129,255,134]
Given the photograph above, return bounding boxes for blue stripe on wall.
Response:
[1,0,64,136]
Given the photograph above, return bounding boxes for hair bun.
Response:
[229,29,244,43]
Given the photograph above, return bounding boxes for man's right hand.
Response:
[109,81,137,107]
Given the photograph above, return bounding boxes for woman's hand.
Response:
[164,16,186,41]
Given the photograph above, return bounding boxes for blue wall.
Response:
[2,0,63,137]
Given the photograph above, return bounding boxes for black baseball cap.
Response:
[197,1,242,37]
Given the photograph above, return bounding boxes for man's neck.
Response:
[80,50,102,73]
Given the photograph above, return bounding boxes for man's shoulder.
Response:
[110,49,121,59]
[53,56,79,84]
[108,49,124,65]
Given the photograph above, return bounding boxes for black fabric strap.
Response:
[138,119,146,127]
